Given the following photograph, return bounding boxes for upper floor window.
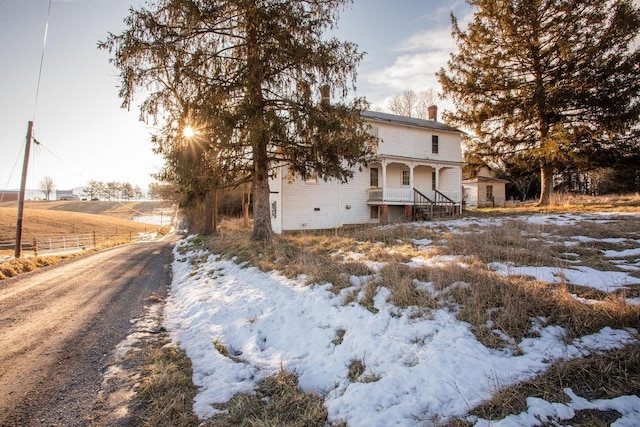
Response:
[432,135,439,154]
[402,170,410,186]
[370,167,379,187]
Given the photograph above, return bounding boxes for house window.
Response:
[368,126,379,138]
[486,185,494,201]
[370,167,379,187]
[432,135,439,154]
[432,171,436,190]
[402,170,410,187]
[370,206,379,219]
[271,201,277,218]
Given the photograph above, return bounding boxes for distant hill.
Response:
[0,200,171,221]
[0,201,173,247]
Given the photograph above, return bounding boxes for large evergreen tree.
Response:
[101,0,376,241]
[437,0,640,205]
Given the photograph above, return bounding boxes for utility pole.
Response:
[15,121,34,258]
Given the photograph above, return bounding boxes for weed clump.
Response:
[206,370,329,427]
[137,343,200,427]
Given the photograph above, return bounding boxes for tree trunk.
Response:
[243,182,250,228]
[538,164,554,206]
[247,2,272,243]
[203,189,214,235]
[213,189,219,233]
[251,141,272,242]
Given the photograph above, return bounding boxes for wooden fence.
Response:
[0,229,159,259]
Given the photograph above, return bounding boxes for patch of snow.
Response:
[165,237,639,425]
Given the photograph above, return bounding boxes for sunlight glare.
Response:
[183,125,196,138]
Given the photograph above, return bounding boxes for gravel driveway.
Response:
[0,236,177,426]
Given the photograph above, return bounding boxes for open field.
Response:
[0,206,162,243]
[0,200,170,221]
[468,192,640,216]
[0,201,173,275]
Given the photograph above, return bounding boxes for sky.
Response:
[147,213,639,426]
[0,0,471,192]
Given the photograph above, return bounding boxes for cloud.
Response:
[396,28,457,54]
[367,51,449,93]
[362,8,475,112]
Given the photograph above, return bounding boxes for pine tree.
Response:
[437,0,640,205]
[100,0,376,241]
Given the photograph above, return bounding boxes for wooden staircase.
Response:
[413,189,456,220]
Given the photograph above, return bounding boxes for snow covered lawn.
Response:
[165,213,640,426]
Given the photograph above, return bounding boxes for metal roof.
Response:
[362,110,462,134]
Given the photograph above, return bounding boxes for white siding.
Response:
[439,168,459,192]
[281,176,341,231]
[340,168,373,226]
[463,184,478,207]
[270,113,465,233]
[374,122,462,163]
[413,166,432,194]
[269,168,284,233]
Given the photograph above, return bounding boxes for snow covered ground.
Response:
[165,213,640,426]
[132,209,175,227]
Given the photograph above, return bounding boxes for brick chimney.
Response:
[428,105,438,121]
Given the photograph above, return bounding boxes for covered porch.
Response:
[365,157,463,221]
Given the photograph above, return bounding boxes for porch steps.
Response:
[413,189,456,221]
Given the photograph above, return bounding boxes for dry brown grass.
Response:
[0,255,64,280]
[0,206,159,242]
[0,200,170,220]
[466,192,640,216]
[195,211,639,426]
[137,342,200,427]
[464,342,640,423]
[439,219,566,267]
[208,217,640,349]
[205,370,330,427]
[0,204,167,278]
[209,229,365,292]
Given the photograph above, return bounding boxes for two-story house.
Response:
[269,108,465,233]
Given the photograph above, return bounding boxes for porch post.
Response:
[409,163,414,190]
[435,166,440,190]
[382,160,387,201]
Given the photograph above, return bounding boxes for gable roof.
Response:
[462,176,509,184]
[362,110,462,134]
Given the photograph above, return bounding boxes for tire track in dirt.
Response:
[0,238,176,426]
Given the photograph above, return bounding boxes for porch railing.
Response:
[366,188,413,202]
[367,188,460,204]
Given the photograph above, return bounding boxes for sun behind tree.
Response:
[101,0,377,242]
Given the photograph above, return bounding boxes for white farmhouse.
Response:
[269,108,465,233]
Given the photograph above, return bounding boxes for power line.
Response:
[33,0,53,122]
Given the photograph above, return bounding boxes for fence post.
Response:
[93,230,97,248]
[129,231,132,242]
[33,239,38,257]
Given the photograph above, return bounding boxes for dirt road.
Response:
[0,237,177,426]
